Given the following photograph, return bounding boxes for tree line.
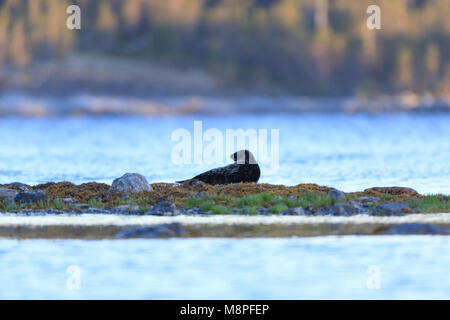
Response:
[1,0,449,95]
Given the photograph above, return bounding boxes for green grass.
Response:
[409,195,450,212]
[182,191,334,214]
[49,199,69,210]
[139,205,149,215]
[88,198,103,208]
[210,205,232,215]
[244,207,259,215]
[268,203,289,214]
[1,200,20,212]
[233,192,274,207]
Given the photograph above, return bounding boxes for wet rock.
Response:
[115,223,187,238]
[15,189,48,204]
[109,173,152,195]
[331,203,359,216]
[348,201,370,215]
[85,208,111,214]
[114,204,140,215]
[181,207,209,215]
[315,206,334,216]
[371,202,409,216]
[327,188,346,200]
[145,202,180,216]
[356,196,380,205]
[282,207,305,215]
[379,223,450,235]
[0,187,18,203]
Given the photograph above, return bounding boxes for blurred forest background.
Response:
[0,0,449,96]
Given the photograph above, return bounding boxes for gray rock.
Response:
[356,196,380,205]
[0,187,18,203]
[371,202,409,216]
[379,223,450,235]
[4,182,30,191]
[181,207,209,215]
[315,206,335,216]
[109,173,152,195]
[15,189,48,204]
[282,207,305,215]
[115,223,187,238]
[288,195,297,200]
[331,203,359,216]
[348,201,370,215]
[55,197,77,204]
[113,204,140,215]
[327,188,346,200]
[145,202,180,216]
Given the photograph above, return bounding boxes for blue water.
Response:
[0,236,449,299]
[0,114,449,193]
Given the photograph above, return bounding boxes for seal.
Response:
[176,150,260,185]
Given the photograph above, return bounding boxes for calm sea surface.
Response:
[0,114,449,193]
[0,236,449,299]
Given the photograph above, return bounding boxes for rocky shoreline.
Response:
[1,172,449,238]
[1,173,449,217]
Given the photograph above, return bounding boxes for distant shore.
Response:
[0,91,449,117]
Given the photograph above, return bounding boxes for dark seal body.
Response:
[187,163,260,185]
[176,150,261,185]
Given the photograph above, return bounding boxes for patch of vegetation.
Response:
[88,198,103,208]
[49,199,69,210]
[181,191,334,214]
[233,192,274,207]
[409,195,450,213]
[139,205,149,215]
[243,207,259,215]
[210,205,232,215]
[1,200,20,212]
[268,203,289,214]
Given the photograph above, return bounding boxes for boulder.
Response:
[109,173,152,195]
[331,203,359,216]
[371,202,409,216]
[15,189,48,204]
[0,187,19,203]
[379,223,450,235]
[327,188,346,200]
[356,196,380,205]
[115,223,187,238]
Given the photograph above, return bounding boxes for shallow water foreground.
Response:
[0,236,449,299]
